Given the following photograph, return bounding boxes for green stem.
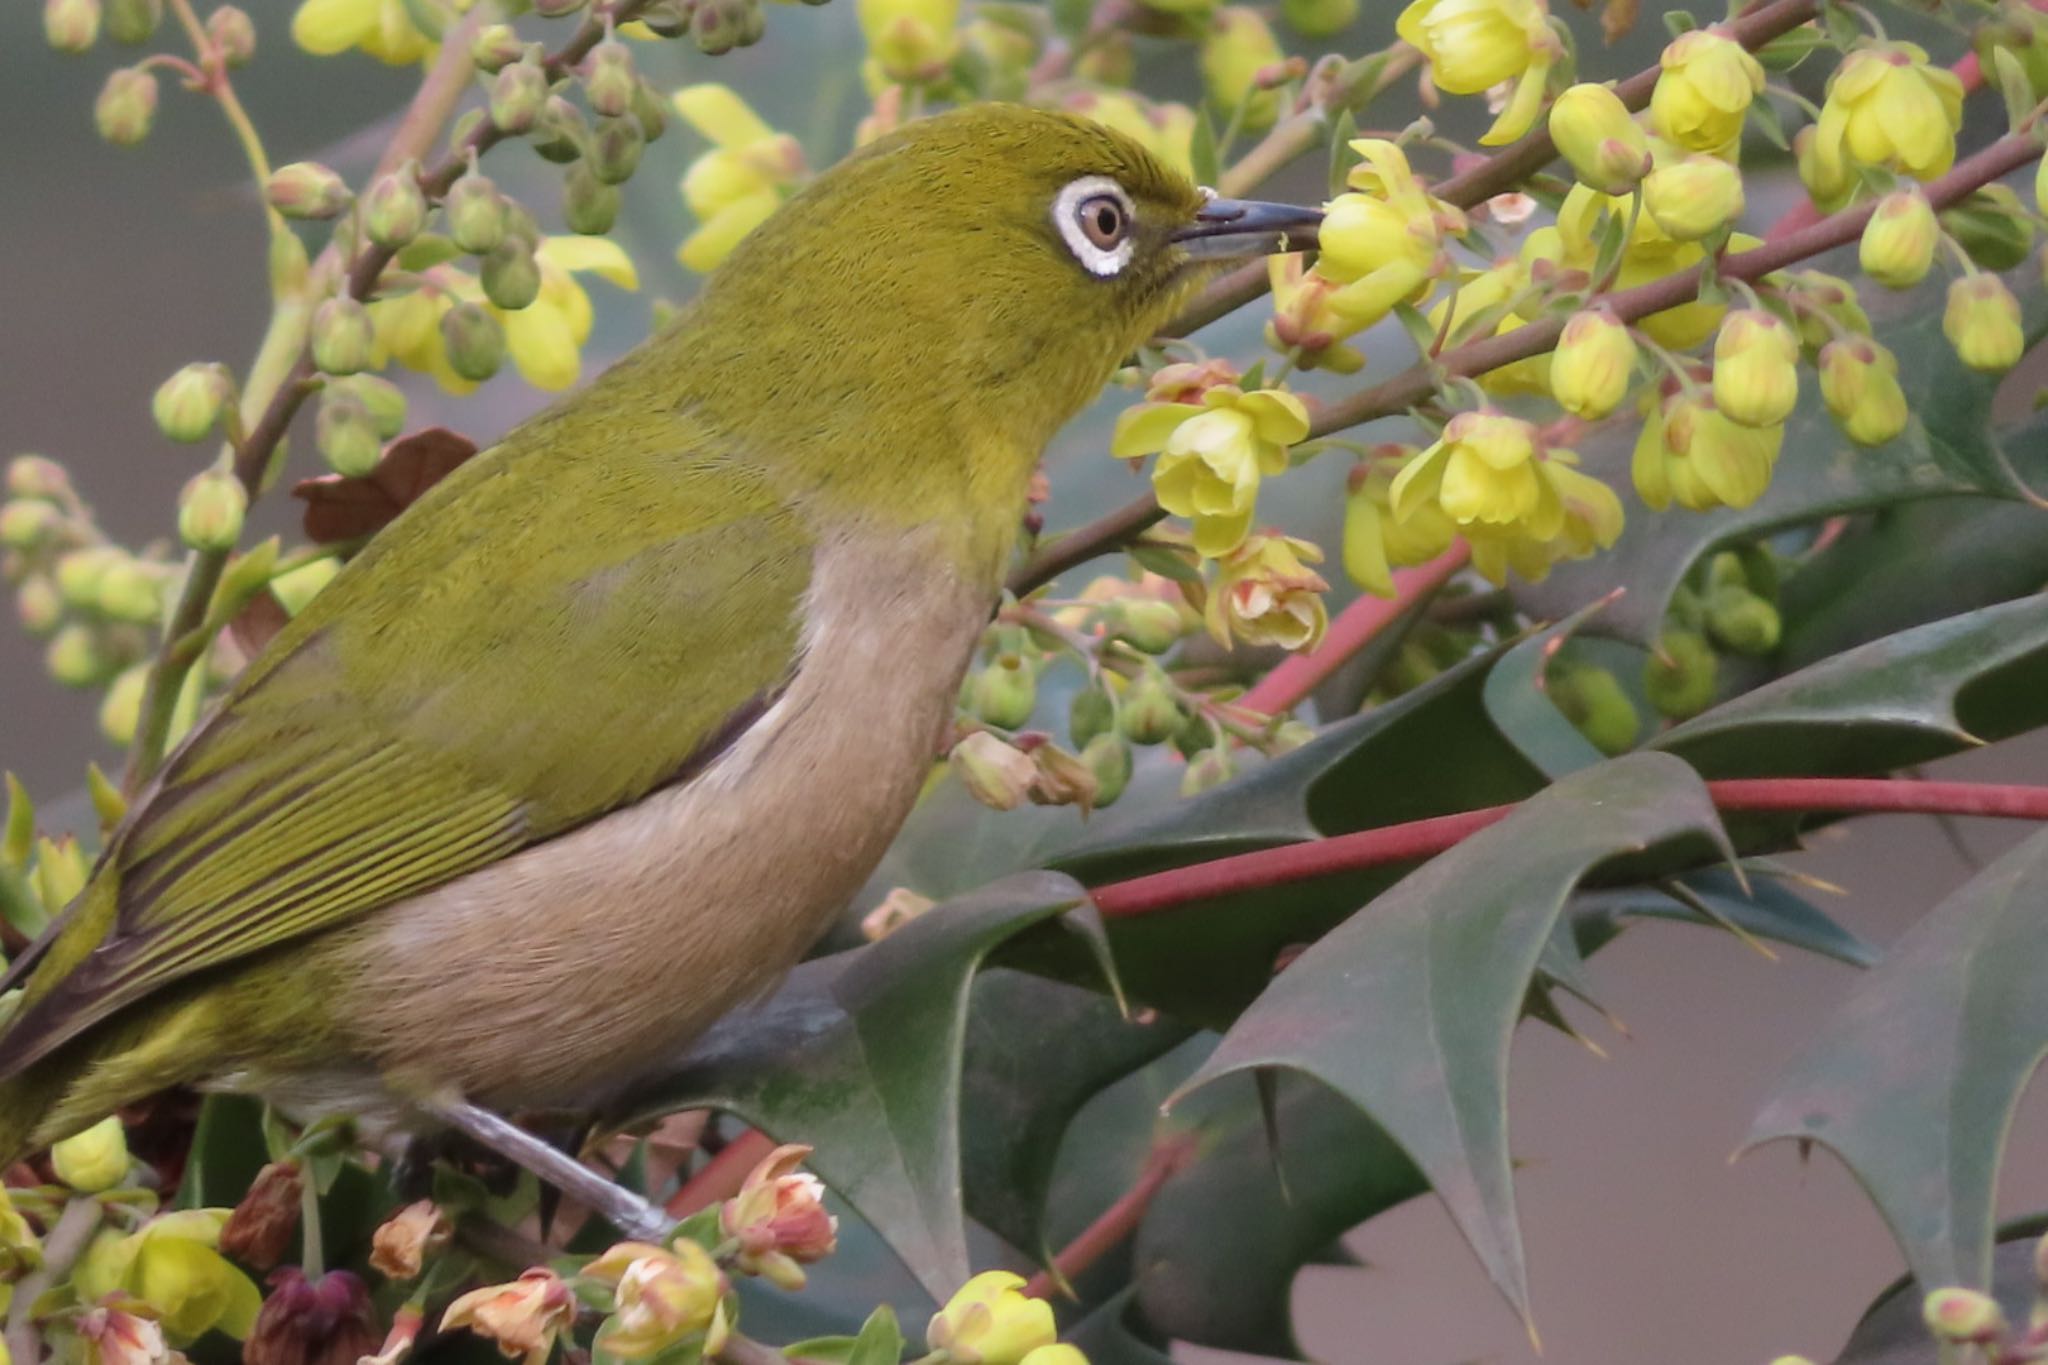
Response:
[300,1177,325,1279]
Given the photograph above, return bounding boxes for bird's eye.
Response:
[1053,175,1138,279]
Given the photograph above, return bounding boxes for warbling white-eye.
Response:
[0,104,1318,1234]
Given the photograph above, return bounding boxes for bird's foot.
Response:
[421,1098,674,1244]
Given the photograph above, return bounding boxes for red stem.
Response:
[1239,544,1472,716]
[1089,777,2048,918]
[665,1128,776,1218]
[1022,1135,1197,1299]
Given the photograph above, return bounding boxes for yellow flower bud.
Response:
[1396,0,1557,144]
[7,453,71,500]
[1810,42,1964,186]
[1649,29,1763,154]
[1342,452,1458,596]
[1711,309,1799,428]
[1794,124,1855,214]
[310,297,375,376]
[1108,598,1188,655]
[45,0,102,52]
[265,161,351,221]
[361,163,428,248]
[1548,83,1651,194]
[949,732,1037,811]
[0,499,60,550]
[1632,391,1781,511]
[18,576,62,637]
[564,162,622,236]
[1550,308,1638,419]
[482,239,543,311]
[46,623,110,687]
[52,1116,131,1193]
[440,302,507,382]
[316,391,382,477]
[96,558,166,624]
[1281,0,1356,39]
[929,1272,1057,1365]
[0,1186,43,1279]
[1642,153,1744,242]
[94,67,157,145]
[1706,583,1780,655]
[207,6,255,65]
[969,657,1038,730]
[1943,273,2024,373]
[152,361,233,443]
[1923,1287,2005,1345]
[445,171,508,254]
[1858,189,1937,289]
[1817,338,1907,446]
[1200,8,1286,132]
[857,0,959,83]
[471,22,524,71]
[1206,533,1330,651]
[590,115,647,186]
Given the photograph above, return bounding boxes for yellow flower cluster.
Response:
[675,85,809,273]
[1308,139,1465,336]
[1396,0,1560,145]
[291,0,439,64]
[1633,389,1783,512]
[1111,364,1311,556]
[75,1208,264,1344]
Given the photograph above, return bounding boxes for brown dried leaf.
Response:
[292,426,480,545]
[1601,0,1639,42]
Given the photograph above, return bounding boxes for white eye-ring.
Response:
[1053,175,1137,278]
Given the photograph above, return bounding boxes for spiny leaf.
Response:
[1571,867,1877,968]
[1172,753,1731,1324]
[1481,598,1620,779]
[1747,825,2048,1294]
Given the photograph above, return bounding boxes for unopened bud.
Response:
[51,1116,130,1192]
[633,81,669,141]
[1549,83,1652,194]
[1818,338,1907,446]
[1642,153,1744,242]
[316,391,382,476]
[1119,668,1184,744]
[471,23,526,72]
[207,5,254,64]
[441,302,507,382]
[1180,744,1235,796]
[693,0,762,55]
[152,361,233,442]
[445,171,509,254]
[179,469,247,551]
[589,115,646,185]
[1795,123,1855,213]
[95,66,158,145]
[102,0,158,43]
[531,96,589,163]
[333,373,408,438]
[220,1161,304,1271]
[1069,682,1115,747]
[96,558,165,624]
[582,40,638,118]
[1859,189,1937,289]
[1550,308,1637,419]
[7,455,71,500]
[491,57,549,134]
[970,656,1038,730]
[951,731,1036,810]
[17,576,62,637]
[310,297,375,376]
[1280,0,1357,38]
[1548,665,1637,756]
[362,163,429,248]
[266,161,351,220]
[0,500,61,551]
[99,663,147,744]
[1944,273,2024,373]
[564,162,622,235]
[1942,183,2034,272]
[1782,268,1870,351]
[47,623,109,687]
[1644,630,1717,719]
[1711,309,1798,428]
[481,239,543,311]
[1110,598,1186,654]
[1922,1287,2005,1345]
[1201,7,1285,131]
[1080,733,1132,807]
[1029,742,1100,812]
[45,0,101,52]
[55,547,117,608]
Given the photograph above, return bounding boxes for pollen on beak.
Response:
[1171,196,1324,260]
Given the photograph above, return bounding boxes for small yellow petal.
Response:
[537,235,641,291]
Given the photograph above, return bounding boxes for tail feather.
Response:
[0,1062,69,1169]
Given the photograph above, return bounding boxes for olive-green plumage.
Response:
[0,104,1304,1156]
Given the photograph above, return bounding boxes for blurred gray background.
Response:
[6,3,2048,1362]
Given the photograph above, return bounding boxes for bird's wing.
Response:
[0,411,812,1073]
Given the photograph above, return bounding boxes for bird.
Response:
[0,103,1319,1234]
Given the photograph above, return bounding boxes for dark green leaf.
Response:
[1175,754,1731,1322]
[1754,24,1826,70]
[1481,600,1618,779]
[176,1096,270,1211]
[1065,1289,1175,1365]
[1571,867,1878,968]
[1748,825,2048,1292]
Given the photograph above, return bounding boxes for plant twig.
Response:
[6,1198,104,1365]
[1088,776,2048,918]
[1023,1134,1197,1299]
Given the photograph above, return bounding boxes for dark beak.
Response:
[1171,196,1324,260]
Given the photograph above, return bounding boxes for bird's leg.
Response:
[420,1099,674,1244]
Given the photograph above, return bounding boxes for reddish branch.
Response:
[1088,777,2048,918]
[665,1127,777,1218]
[1022,1134,1197,1299]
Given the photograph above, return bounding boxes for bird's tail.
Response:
[0,1061,69,1169]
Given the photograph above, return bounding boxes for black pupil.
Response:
[1087,199,1123,243]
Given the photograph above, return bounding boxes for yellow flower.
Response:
[74,1209,263,1344]
[1710,308,1799,428]
[585,1240,731,1360]
[1201,8,1286,132]
[1529,184,1754,348]
[1020,1348,1090,1365]
[1390,410,1540,528]
[1817,337,1908,445]
[291,0,434,64]
[1648,29,1763,155]
[1065,92,1196,180]
[369,1200,452,1281]
[1267,254,1368,374]
[1811,42,1964,185]
[1641,153,1744,242]
[674,85,807,273]
[1396,0,1559,144]
[1550,308,1637,419]
[719,1144,839,1291]
[1632,390,1782,511]
[51,1116,130,1193]
[1794,124,1857,214]
[1943,273,2024,373]
[0,1186,40,1278]
[927,1272,1057,1365]
[858,0,961,83]
[1312,139,1459,328]
[1463,453,1623,584]
[1114,386,1310,557]
[1548,83,1651,194]
[1858,189,1937,289]
[1344,451,1460,596]
[440,1269,576,1365]
[1427,260,1549,395]
[1206,533,1330,650]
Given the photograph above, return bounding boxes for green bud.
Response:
[445,171,509,254]
[151,361,233,442]
[563,162,622,235]
[1280,0,1357,37]
[206,5,254,64]
[1171,707,1215,760]
[1643,631,1717,720]
[490,57,550,134]
[1080,733,1132,808]
[531,96,588,163]
[1705,585,1781,656]
[1548,665,1638,757]
[44,0,101,52]
[1118,668,1184,744]
[54,547,118,609]
[332,373,407,438]
[316,391,383,476]
[634,0,693,35]
[632,81,669,141]
[970,656,1037,730]
[1069,682,1116,747]
[589,115,646,185]
[470,23,526,72]
[362,162,429,249]
[102,0,158,43]
[1782,269,1870,353]
[0,500,61,551]
[7,455,71,501]
[440,302,506,382]
[447,107,487,155]
[178,469,247,551]
[310,297,375,376]
[272,557,340,615]
[1706,549,1748,594]
[100,663,148,745]
[1180,745,1235,797]
[1941,184,2034,273]
[94,67,158,146]
[95,558,165,624]
[47,622,111,687]
[17,576,62,637]
[265,161,351,220]
[481,239,542,311]
[1923,1288,2005,1345]
[1110,598,1186,654]
[691,0,761,55]
[1269,719,1315,754]
[581,40,638,118]
[502,200,542,250]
